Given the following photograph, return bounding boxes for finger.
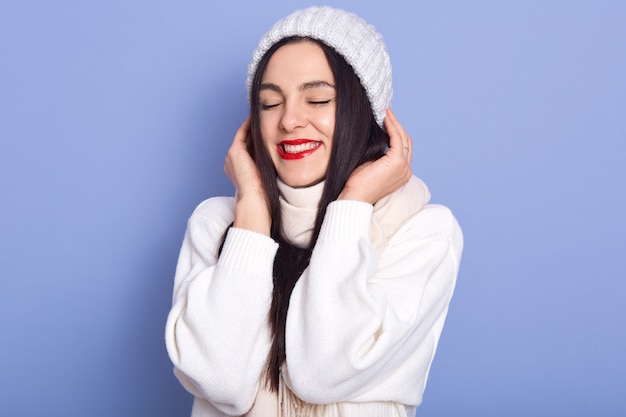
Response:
[233,116,251,145]
[225,117,251,178]
[385,109,411,159]
[389,109,411,149]
[403,132,412,163]
[384,109,404,151]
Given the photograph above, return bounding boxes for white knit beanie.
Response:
[247,6,392,126]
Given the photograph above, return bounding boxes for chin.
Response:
[280,176,325,188]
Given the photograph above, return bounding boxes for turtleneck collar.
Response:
[276,175,431,254]
[277,178,325,248]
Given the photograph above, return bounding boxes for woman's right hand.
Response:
[224,117,271,236]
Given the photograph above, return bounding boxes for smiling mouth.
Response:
[277,139,321,160]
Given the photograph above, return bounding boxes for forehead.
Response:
[261,41,334,86]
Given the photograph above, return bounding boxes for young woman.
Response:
[166,7,463,417]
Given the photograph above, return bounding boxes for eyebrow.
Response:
[300,80,335,91]
[259,80,335,93]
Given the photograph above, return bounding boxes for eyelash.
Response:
[309,100,332,106]
[260,99,333,110]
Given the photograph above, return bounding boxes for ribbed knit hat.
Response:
[247,6,392,126]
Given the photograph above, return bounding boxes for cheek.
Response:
[319,110,336,138]
[261,135,275,157]
[259,110,282,132]
[259,113,269,136]
[258,116,273,151]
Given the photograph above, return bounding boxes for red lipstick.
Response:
[277,139,321,160]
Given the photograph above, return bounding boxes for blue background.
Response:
[1,1,624,415]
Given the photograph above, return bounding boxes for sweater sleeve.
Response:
[164,197,278,416]
[282,200,463,405]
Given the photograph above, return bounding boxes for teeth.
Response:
[282,142,320,154]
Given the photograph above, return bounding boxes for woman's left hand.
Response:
[338,109,413,204]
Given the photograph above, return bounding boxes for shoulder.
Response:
[412,204,459,231]
[397,203,463,256]
[186,196,236,236]
[192,196,236,220]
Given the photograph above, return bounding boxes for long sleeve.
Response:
[282,200,463,406]
[165,197,279,416]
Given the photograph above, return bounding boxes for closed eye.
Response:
[260,102,281,110]
[308,99,333,106]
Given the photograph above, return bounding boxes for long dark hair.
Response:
[240,36,389,390]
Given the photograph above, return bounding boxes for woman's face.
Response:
[259,41,336,188]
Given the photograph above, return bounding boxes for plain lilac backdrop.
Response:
[1,1,624,416]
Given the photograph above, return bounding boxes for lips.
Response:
[277,139,322,160]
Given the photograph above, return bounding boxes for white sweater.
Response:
[165,176,463,417]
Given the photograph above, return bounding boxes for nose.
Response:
[279,100,307,132]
